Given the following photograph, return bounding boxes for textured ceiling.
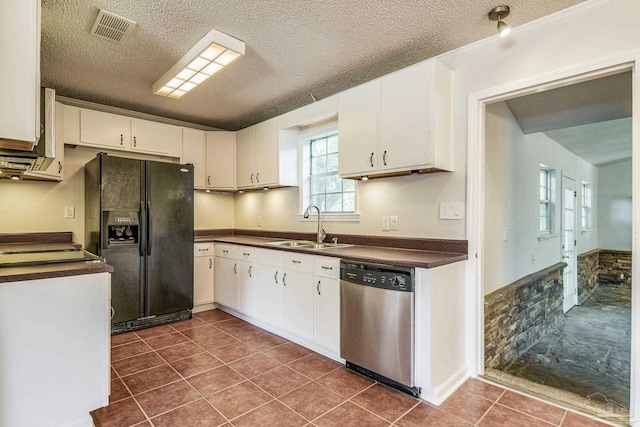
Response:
[41,0,586,131]
[504,72,632,167]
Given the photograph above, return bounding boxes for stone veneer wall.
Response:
[577,249,600,304]
[484,263,566,370]
[599,250,632,289]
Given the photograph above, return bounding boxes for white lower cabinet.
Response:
[214,244,239,309]
[254,249,283,328]
[237,248,255,316]
[193,243,214,306]
[281,253,315,342]
[313,256,341,354]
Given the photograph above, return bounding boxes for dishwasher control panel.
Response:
[341,261,414,292]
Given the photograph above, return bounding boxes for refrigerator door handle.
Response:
[147,201,152,256]
[139,201,145,256]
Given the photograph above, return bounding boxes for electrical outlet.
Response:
[382,216,390,231]
[257,216,263,227]
[390,215,399,231]
[64,206,75,219]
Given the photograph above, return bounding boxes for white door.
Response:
[562,176,578,313]
[214,257,238,309]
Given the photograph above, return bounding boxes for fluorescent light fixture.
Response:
[153,29,245,99]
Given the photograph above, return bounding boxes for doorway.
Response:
[475,63,634,423]
[562,175,577,313]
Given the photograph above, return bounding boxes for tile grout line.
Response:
[473,389,505,426]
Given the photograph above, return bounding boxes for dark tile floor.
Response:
[502,285,631,411]
[93,309,612,427]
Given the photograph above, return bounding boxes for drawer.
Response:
[255,248,282,266]
[314,256,340,278]
[194,243,214,257]
[215,244,238,259]
[282,252,314,273]
[238,246,254,262]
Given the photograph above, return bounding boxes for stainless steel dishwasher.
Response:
[340,260,419,397]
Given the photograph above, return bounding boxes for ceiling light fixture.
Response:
[488,5,511,37]
[361,176,369,181]
[152,29,245,99]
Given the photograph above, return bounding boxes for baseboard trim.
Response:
[421,366,468,405]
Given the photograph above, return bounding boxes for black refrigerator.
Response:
[85,153,194,333]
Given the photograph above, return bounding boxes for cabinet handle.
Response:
[223,249,228,253]
[250,173,254,184]
[133,136,137,147]
[233,263,237,274]
[274,271,278,284]
[209,259,212,268]
[317,280,321,295]
[198,248,207,251]
[370,152,374,167]
[58,161,62,174]
[249,265,252,277]
[111,306,115,320]
[243,252,250,256]
[383,150,387,166]
[120,134,123,145]
[292,260,301,264]
[256,172,260,183]
[208,176,211,186]
[321,265,333,270]
[283,273,287,286]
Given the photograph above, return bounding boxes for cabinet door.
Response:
[253,264,282,328]
[131,118,180,155]
[254,118,279,186]
[194,256,214,305]
[0,0,39,144]
[314,276,340,353]
[338,81,379,177]
[282,269,314,341]
[183,128,207,189]
[379,61,433,170]
[214,256,238,309]
[80,109,131,149]
[237,261,254,316]
[206,131,236,190]
[236,126,256,188]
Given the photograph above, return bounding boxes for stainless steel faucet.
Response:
[303,205,326,243]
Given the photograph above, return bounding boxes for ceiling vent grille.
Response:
[90,10,136,43]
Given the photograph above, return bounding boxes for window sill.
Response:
[581,228,596,234]
[296,213,360,222]
[538,233,560,242]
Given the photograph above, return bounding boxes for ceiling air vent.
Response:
[90,10,136,43]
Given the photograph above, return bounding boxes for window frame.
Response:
[297,121,360,222]
[539,166,552,236]
[582,181,592,230]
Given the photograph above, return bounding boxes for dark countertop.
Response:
[195,235,467,269]
[0,260,114,284]
[0,242,81,254]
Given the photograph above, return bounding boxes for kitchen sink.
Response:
[265,240,352,249]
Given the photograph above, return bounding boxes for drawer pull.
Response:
[292,260,302,264]
[198,248,207,251]
[321,265,333,270]
[243,252,250,256]
[223,250,229,253]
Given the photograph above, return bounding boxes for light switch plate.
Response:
[382,216,390,231]
[64,206,75,219]
[439,202,464,220]
[390,215,399,230]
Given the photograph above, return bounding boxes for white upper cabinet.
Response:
[338,80,379,176]
[236,118,298,190]
[183,128,207,189]
[0,0,40,146]
[338,59,453,178]
[236,126,256,188]
[80,109,131,150]
[206,131,236,190]
[131,119,180,155]
[23,99,64,182]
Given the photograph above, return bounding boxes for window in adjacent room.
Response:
[540,167,551,235]
[582,182,592,229]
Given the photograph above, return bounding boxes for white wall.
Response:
[0,147,235,245]
[598,159,632,250]
[484,102,599,295]
[234,171,463,238]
